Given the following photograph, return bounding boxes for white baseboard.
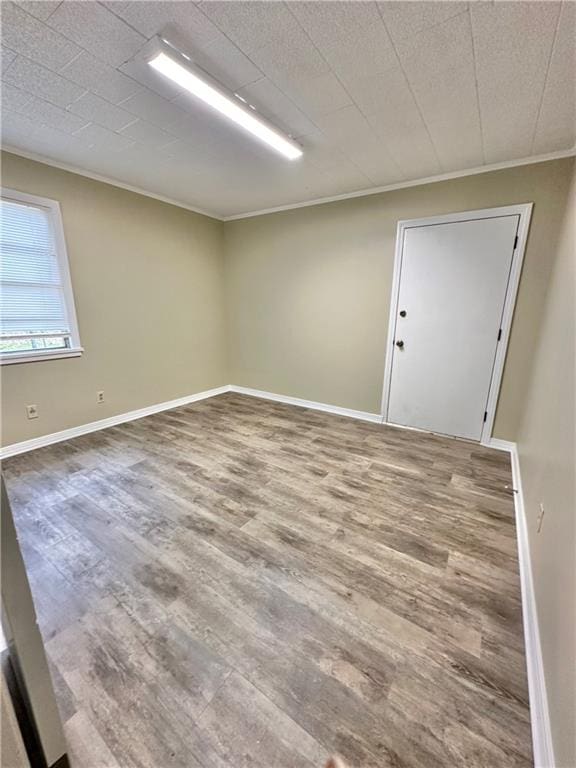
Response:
[1,384,382,459]
[486,437,517,452]
[228,385,382,423]
[496,442,555,768]
[0,385,231,459]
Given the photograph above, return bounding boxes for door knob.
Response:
[399,310,406,317]
[396,340,404,348]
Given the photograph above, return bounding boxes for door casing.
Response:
[380,203,533,446]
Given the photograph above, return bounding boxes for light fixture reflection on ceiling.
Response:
[148,46,303,161]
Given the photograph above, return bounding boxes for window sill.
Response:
[0,347,84,366]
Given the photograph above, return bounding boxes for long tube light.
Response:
[148,47,303,160]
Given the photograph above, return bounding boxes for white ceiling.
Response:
[1,0,574,218]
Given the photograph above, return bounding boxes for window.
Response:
[0,188,82,364]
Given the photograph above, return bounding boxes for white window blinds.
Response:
[0,191,81,361]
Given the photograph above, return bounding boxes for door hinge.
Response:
[483,411,488,423]
[513,235,518,250]
[497,328,502,341]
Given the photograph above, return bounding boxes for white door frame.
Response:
[380,203,533,446]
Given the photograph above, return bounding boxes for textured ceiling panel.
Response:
[0,46,18,72]
[102,0,224,44]
[378,1,468,42]
[1,0,574,217]
[2,81,34,112]
[292,1,398,80]
[73,121,135,153]
[361,67,441,178]
[533,1,576,154]
[197,1,302,55]
[471,1,561,163]
[14,1,63,22]
[396,12,484,171]
[3,1,81,71]
[68,90,137,132]
[278,72,353,120]
[46,1,146,66]
[20,95,88,133]
[3,55,85,106]
[119,117,176,149]
[59,48,142,104]
[119,87,188,128]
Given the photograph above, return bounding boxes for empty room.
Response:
[0,1,574,767]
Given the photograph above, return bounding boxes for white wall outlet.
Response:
[537,502,545,533]
[26,404,38,420]
[97,391,105,404]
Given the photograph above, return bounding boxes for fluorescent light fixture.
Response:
[148,48,303,160]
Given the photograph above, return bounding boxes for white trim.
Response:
[379,204,533,447]
[0,385,231,459]
[485,437,516,453]
[4,146,574,224]
[480,205,532,444]
[381,218,406,430]
[224,148,575,221]
[229,385,382,423]
[1,147,222,221]
[1,186,84,364]
[0,384,381,459]
[497,442,556,768]
[0,347,83,366]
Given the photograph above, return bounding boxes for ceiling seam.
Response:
[374,2,445,174]
[43,1,63,24]
[157,0,330,158]
[468,7,486,165]
[16,1,227,161]
[96,0,151,42]
[14,1,145,76]
[397,5,469,41]
[191,0,341,173]
[3,50,90,114]
[1,48,17,78]
[11,0,183,155]
[5,89,90,137]
[282,1,394,185]
[5,4,120,122]
[528,1,563,156]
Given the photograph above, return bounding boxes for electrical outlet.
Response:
[537,503,545,533]
[26,404,38,420]
[97,391,105,404]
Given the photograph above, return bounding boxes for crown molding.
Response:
[223,148,576,221]
[1,146,224,221]
[3,144,574,223]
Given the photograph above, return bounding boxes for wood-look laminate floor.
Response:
[3,393,532,768]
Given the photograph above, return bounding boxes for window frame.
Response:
[0,187,83,365]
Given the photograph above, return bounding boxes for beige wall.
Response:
[1,154,572,448]
[1,152,227,446]
[224,158,574,439]
[517,164,575,768]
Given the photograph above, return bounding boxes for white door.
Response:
[386,215,519,441]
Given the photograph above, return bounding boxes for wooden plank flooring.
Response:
[2,393,532,768]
